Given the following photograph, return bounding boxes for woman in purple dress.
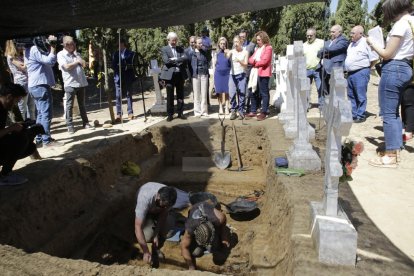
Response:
[214,37,231,114]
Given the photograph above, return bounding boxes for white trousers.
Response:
[192,74,208,116]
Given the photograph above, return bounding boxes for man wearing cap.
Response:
[180,201,230,270]
[134,182,177,267]
[57,36,94,134]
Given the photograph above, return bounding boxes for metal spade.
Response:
[213,114,231,170]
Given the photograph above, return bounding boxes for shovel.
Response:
[213,114,231,170]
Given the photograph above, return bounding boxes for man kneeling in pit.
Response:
[180,200,230,270]
[134,182,177,267]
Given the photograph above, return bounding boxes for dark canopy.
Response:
[0,0,315,39]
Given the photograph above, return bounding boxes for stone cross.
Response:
[278,45,294,124]
[310,67,356,266]
[287,41,321,171]
[273,56,288,112]
[149,59,167,113]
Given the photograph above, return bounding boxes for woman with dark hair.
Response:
[367,0,414,168]
[4,40,36,120]
[247,31,273,121]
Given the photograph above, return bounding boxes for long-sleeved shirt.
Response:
[25,45,56,88]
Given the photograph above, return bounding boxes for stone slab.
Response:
[310,201,357,266]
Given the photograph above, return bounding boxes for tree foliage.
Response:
[334,0,365,36]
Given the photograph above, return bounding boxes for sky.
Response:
[330,0,380,13]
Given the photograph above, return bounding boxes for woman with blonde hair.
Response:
[4,40,35,120]
[213,37,231,114]
[247,31,273,121]
[367,0,414,167]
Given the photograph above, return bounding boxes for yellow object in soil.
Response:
[121,161,141,176]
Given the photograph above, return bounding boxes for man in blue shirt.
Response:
[26,35,64,147]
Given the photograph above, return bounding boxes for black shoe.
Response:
[177,113,187,120]
[166,116,173,122]
[353,118,366,123]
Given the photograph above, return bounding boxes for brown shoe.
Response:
[245,112,257,118]
[257,112,266,121]
[128,114,135,120]
[114,116,122,123]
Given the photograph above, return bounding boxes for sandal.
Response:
[403,133,413,142]
[369,155,398,168]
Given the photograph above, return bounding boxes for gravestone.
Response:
[279,46,294,124]
[149,59,167,113]
[273,56,288,111]
[287,41,321,171]
[310,67,356,266]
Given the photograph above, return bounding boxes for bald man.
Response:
[317,24,349,101]
[344,26,377,123]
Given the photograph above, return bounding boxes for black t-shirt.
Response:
[0,102,7,130]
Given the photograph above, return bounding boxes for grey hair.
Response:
[167,32,178,40]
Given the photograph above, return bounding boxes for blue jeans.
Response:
[29,85,53,144]
[306,69,323,107]
[114,79,133,116]
[347,67,370,120]
[379,60,412,151]
[229,73,246,114]
[250,76,270,113]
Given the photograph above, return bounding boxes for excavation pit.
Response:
[0,121,293,275]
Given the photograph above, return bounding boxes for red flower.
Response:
[345,162,353,176]
[352,142,364,155]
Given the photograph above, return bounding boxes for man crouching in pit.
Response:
[180,200,230,270]
[134,182,177,267]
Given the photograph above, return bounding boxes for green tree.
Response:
[335,0,365,36]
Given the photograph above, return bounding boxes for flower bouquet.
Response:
[340,139,364,182]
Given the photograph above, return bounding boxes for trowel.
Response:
[213,114,231,170]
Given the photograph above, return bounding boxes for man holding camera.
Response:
[25,35,63,147]
[57,36,94,134]
[0,83,42,186]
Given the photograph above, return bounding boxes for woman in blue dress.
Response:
[214,37,231,114]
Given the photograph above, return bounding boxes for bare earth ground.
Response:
[0,74,413,275]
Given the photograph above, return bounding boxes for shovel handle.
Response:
[232,122,242,170]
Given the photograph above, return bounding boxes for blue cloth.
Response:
[318,35,349,74]
[114,80,134,116]
[250,77,270,113]
[29,85,53,144]
[214,51,231,93]
[306,69,323,107]
[347,67,370,120]
[191,50,209,77]
[379,60,412,150]
[25,46,56,88]
[229,73,246,113]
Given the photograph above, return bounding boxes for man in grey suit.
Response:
[160,32,188,122]
[317,25,349,100]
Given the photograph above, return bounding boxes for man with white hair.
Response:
[57,36,94,134]
[345,25,377,123]
[160,32,189,122]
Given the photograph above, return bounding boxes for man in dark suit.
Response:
[112,39,136,123]
[317,25,349,101]
[160,32,188,122]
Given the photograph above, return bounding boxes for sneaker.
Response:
[68,127,75,134]
[43,140,64,148]
[83,123,95,130]
[230,111,237,120]
[0,173,28,186]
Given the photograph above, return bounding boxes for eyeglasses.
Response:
[190,41,195,44]
[306,35,314,38]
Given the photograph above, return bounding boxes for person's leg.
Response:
[165,80,175,117]
[75,87,90,126]
[0,131,33,176]
[193,76,201,116]
[249,88,259,114]
[175,74,185,116]
[29,85,52,144]
[237,74,246,115]
[259,77,270,114]
[17,95,28,121]
[27,90,36,120]
[65,86,76,130]
[347,74,358,120]
[354,68,370,120]
[200,74,208,115]
[402,85,414,134]
[114,79,122,117]
[125,81,134,115]
[228,75,237,112]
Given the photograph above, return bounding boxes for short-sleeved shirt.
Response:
[230,49,248,75]
[304,38,324,70]
[57,49,88,88]
[6,56,28,85]
[345,37,377,72]
[388,14,414,60]
[134,182,166,220]
[25,46,56,88]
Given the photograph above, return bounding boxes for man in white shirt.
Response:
[344,26,377,123]
[57,36,94,133]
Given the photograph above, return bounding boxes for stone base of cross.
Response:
[310,67,357,266]
[149,59,167,114]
